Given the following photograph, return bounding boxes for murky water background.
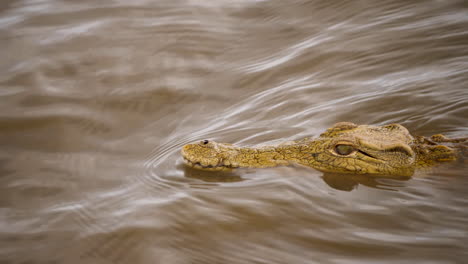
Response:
[1,0,468,263]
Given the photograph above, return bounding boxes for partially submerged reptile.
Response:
[181,122,467,176]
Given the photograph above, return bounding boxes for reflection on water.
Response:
[1,0,468,263]
[182,166,244,184]
[322,173,411,192]
[184,165,413,192]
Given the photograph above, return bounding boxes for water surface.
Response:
[1,0,468,263]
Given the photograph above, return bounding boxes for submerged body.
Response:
[181,122,466,176]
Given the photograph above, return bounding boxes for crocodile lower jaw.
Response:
[183,158,236,171]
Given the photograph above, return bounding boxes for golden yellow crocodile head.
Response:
[293,122,417,175]
[181,122,461,176]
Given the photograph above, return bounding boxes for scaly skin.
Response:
[181,122,466,176]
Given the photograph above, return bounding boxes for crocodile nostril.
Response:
[202,140,209,145]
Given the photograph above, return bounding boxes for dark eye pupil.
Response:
[202,140,209,145]
[335,144,354,155]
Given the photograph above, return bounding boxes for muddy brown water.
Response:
[1,1,468,263]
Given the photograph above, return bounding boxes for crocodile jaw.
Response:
[181,141,290,171]
[182,157,234,171]
[181,142,239,171]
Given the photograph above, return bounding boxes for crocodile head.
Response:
[294,122,417,175]
[181,122,459,176]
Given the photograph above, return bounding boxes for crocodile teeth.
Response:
[183,158,237,170]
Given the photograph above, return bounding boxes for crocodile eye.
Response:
[202,140,209,145]
[335,144,355,156]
